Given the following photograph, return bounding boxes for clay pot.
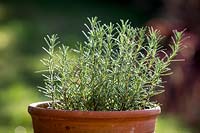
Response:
[28,101,161,133]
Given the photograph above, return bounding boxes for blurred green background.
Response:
[0,0,195,132]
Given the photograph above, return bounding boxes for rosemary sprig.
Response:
[39,17,185,111]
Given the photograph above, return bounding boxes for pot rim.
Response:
[28,101,161,119]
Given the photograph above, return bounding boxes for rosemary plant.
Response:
[39,17,184,111]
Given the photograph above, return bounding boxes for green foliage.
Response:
[39,17,184,111]
[0,83,39,133]
[156,115,192,133]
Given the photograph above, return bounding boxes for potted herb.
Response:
[28,17,184,133]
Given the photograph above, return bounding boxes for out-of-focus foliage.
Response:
[0,83,40,133]
[156,116,192,133]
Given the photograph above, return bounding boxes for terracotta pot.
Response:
[28,101,161,133]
